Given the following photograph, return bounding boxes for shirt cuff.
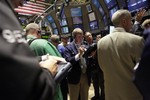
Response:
[134,21,140,25]
[75,53,80,61]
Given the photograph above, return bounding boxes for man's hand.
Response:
[135,9,146,23]
[78,46,86,57]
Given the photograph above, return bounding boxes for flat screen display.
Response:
[70,7,82,17]
[104,0,117,9]
[61,26,69,34]
[88,12,96,21]
[46,15,54,23]
[127,0,149,12]
[53,29,58,34]
[103,16,108,26]
[73,24,83,30]
[109,6,119,18]
[86,4,92,13]
[73,17,82,24]
[60,19,67,26]
[59,3,66,19]
[51,22,56,29]
[99,6,105,16]
[92,0,100,8]
[89,20,99,31]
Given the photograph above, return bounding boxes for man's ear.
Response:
[121,18,127,27]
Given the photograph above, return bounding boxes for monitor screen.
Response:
[60,19,67,26]
[99,6,105,16]
[73,24,83,30]
[72,17,82,24]
[89,20,99,31]
[86,4,92,13]
[88,12,96,21]
[92,0,100,8]
[46,15,54,23]
[61,26,69,34]
[58,3,66,19]
[51,22,56,29]
[109,6,119,18]
[53,29,58,34]
[127,0,149,12]
[104,0,117,9]
[70,7,82,17]
[103,16,108,26]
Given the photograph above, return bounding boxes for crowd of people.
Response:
[1,0,150,100]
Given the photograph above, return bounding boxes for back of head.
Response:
[50,35,60,43]
[142,19,150,29]
[111,9,131,27]
[25,23,39,31]
[25,23,40,35]
[72,28,83,38]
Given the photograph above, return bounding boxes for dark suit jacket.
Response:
[64,42,82,84]
[0,1,56,100]
[134,33,150,100]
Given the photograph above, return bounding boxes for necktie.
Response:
[80,56,87,73]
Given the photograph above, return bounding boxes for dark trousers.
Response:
[91,69,105,100]
[60,77,68,100]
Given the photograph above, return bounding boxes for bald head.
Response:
[25,23,41,38]
[25,23,40,32]
[111,9,132,32]
[112,9,131,26]
[142,19,150,29]
[50,35,60,47]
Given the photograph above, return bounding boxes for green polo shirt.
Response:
[27,35,63,100]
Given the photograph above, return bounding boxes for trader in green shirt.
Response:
[25,23,63,100]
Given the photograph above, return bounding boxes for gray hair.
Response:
[142,19,150,29]
[72,28,83,38]
[111,9,131,26]
[50,35,60,43]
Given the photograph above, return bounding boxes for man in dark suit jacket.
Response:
[134,19,150,100]
[64,28,89,100]
[0,0,62,100]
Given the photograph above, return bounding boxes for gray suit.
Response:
[97,27,144,100]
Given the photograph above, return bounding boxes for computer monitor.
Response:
[99,6,105,16]
[61,26,69,34]
[92,0,100,8]
[60,19,67,26]
[89,20,99,31]
[88,12,96,21]
[104,0,117,9]
[58,3,66,19]
[127,0,149,13]
[86,4,92,13]
[72,16,82,24]
[73,24,83,30]
[51,22,56,29]
[109,6,119,18]
[70,7,82,17]
[46,15,54,23]
[92,0,105,16]
[103,16,108,26]
[53,29,58,34]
